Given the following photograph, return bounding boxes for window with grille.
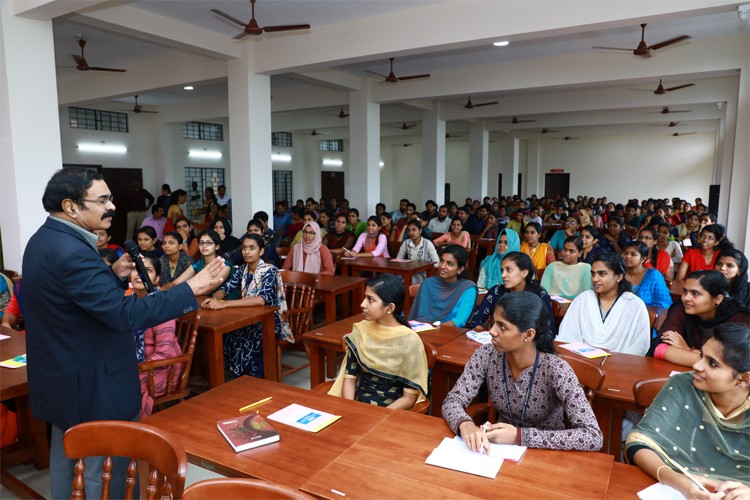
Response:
[182,121,223,141]
[319,139,344,152]
[273,170,292,207]
[271,132,293,147]
[184,167,226,222]
[68,107,128,133]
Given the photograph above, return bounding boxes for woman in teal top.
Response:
[408,245,477,328]
[477,228,521,290]
[548,215,580,253]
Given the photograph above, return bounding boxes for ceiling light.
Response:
[188,150,222,159]
[271,153,292,162]
[379,161,385,167]
[322,158,343,167]
[739,4,750,21]
[493,40,510,47]
[183,85,194,90]
[77,143,127,154]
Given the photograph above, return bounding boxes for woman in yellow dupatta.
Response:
[521,222,555,274]
[329,274,428,410]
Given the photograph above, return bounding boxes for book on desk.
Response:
[217,413,280,452]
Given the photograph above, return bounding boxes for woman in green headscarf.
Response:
[477,228,521,290]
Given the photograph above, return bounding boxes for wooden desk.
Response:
[431,335,481,418]
[313,275,366,324]
[302,315,466,389]
[606,462,655,499]
[300,409,614,499]
[143,376,392,489]
[0,328,48,499]
[197,304,278,387]
[670,279,684,301]
[337,257,436,313]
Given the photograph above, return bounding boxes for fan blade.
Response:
[365,69,387,79]
[665,83,695,92]
[474,101,498,107]
[232,31,250,40]
[73,55,86,65]
[397,73,431,81]
[592,46,633,51]
[210,9,247,27]
[649,35,691,51]
[87,66,127,73]
[263,24,311,33]
[515,119,536,123]
[672,132,696,136]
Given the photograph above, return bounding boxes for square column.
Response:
[421,104,446,205]
[348,90,380,217]
[501,134,520,197]
[468,122,488,199]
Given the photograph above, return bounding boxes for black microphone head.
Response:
[123,240,140,258]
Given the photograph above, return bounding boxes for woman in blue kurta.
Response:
[623,241,673,311]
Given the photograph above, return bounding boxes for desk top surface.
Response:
[0,326,28,399]
[301,409,614,499]
[312,275,367,292]
[197,304,278,334]
[338,257,436,272]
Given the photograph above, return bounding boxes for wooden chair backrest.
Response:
[646,306,659,330]
[633,377,669,409]
[138,310,201,407]
[430,232,444,241]
[559,353,606,403]
[63,420,187,500]
[276,246,291,258]
[409,283,421,298]
[183,478,314,499]
[280,270,318,288]
[283,282,316,338]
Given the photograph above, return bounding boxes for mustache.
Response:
[101,210,116,220]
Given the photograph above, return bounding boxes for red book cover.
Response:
[216,413,280,452]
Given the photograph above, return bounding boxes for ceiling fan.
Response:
[117,95,158,114]
[445,133,463,139]
[630,79,695,95]
[334,107,349,118]
[593,23,690,57]
[538,128,559,134]
[309,130,332,136]
[72,37,126,72]
[463,97,498,109]
[386,122,418,130]
[370,58,430,83]
[554,136,580,141]
[672,132,697,136]
[497,116,536,124]
[644,107,692,115]
[398,143,414,147]
[211,0,310,39]
[650,121,683,128]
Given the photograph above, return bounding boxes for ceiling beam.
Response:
[10,0,106,20]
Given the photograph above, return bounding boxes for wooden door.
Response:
[102,168,143,245]
[321,171,344,203]
[544,173,570,198]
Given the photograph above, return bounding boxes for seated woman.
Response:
[638,227,674,281]
[676,223,725,282]
[600,216,630,255]
[548,215,580,254]
[201,234,292,378]
[655,222,683,266]
[170,229,232,295]
[328,275,429,409]
[471,252,555,334]
[479,211,499,241]
[344,216,390,258]
[322,213,356,257]
[174,217,199,259]
[157,231,194,288]
[442,292,603,452]
[136,226,164,258]
[283,221,335,275]
[715,247,749,307]
[651,270,749,366]
[433,218,471,251]
[578,225,607,265]
[210,216,241,258]
[129,254,181,418]
[558,253,650,355]
[676,210,700,243]
[379,212,398,241]
[165,189,187,231]
[520,222,555,275]
[540,236,593,300]
[396,220,439,284]
[622,241,673,311]
[408,244,477,328]
[477,228,521,290]
[626,323,750,499]
[317,210,333,233]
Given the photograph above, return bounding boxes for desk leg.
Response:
[308,340,324,388]
[324,295,336,324]
[431,364,449,419]
[593,397,612,455]
[403,271,414,314]
[262,312,279,382]
[351,284,364,313]
[611,408,624,462]
[204,329,224,389]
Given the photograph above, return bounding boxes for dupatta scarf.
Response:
[240,260,293,343]
[292,221,323,274]
[407,275,476,323]
[479,229,521,289]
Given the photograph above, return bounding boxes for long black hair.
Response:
[365,274,409,327]
[501,251,540,292]
[716,247,749,302]
[709,322,750,374]
[637,227,659,268]
[686,270,747,317]
[442,244,470,280]
[495,291,555,354]
[592,252,632,296]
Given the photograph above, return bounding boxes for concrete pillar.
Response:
[421,104,446,206]
[348,89,380,216]
[468,121,489,200]
[501,134,520,197]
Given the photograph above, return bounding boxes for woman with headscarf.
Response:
[210,216,241,258]
[477,228,521,290]
[715,247,750,307]
[283,221,335,275]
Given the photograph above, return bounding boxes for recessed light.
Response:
[493,41,510,47]
[183,85,194,91]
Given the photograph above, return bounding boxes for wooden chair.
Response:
[63,420,187,500]
[138,310,200,409]
[387,239,402,258]
[278,272,317,380]
[276,246,290,260]
[409,283,421,298]
[558,353,606,403]
[183,478,314,499]
[633,377,669,409]
[466,241,479,281]
[646,305,659,330]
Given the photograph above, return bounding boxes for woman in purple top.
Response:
[442,291,603,452]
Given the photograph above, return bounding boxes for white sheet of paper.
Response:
[425,437,503,478]
[637,482,686,500]
[452,436,527,462]
[0,334,10,341]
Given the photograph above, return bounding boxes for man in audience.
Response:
[395,203,417,233]
[375,203,387,217]
[253,210,280,247]
[140,204,167,241]
[216,184,231,206]
[458,205,484,235]
[421,200,438,221]
[124,177,154,240]
[447,201,459,220]
[428,204,452,233]
[624,203,642,229]
[274,201,291,236]
[391,198,409,223]
[328,197,340,217]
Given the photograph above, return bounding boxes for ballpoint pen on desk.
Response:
[239,396,272,413]
[672,461,711,494]
[479,422,491,456]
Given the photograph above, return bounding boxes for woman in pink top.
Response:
[433,218,471,251]
[283,221,335,275]
[345,216,390,258]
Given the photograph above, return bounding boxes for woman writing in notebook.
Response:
[329,274,429,410]
[626,322,750,499]
[442,292,602,451]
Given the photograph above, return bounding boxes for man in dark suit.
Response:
[23,168,224,499]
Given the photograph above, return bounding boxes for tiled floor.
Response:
[1,351,320,499]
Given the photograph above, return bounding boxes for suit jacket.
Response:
[23,217,198,430]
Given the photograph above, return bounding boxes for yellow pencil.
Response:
[239,396,272,412]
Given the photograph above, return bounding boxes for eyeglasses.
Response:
[564,220,577,225]
[301,231,316,236]
[198,240,215,246]
[81,195,114,207]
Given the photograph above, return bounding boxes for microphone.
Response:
[123,240,155,294]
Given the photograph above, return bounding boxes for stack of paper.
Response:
[466,330,492,345]
[637,483,686,500]
[425,437,503,478]
[558,342,610,359]
[267,404,340,433]
[408,320,436,333]
[0,354,26,369]
[452,436,527,462]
